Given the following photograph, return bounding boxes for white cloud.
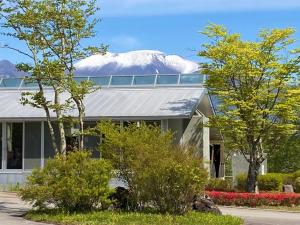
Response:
[99,0,300,16]
[109,35,142,50]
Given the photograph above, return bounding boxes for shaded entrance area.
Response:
[210,144,221,178]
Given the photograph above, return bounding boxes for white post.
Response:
[161,119,168,132]
[202,116,210,176]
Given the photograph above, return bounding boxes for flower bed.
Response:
[207,191,300,207]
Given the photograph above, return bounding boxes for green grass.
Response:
[25,210,243,225]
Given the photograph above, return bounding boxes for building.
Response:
[0,74,224,185]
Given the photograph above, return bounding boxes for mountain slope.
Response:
[0,50,199,77]
[0,60,28,77]
[74,50,199,76]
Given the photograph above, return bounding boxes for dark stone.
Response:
[109,186,130,210]
[192,195,222,215]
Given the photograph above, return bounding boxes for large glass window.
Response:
[157,75,179,85]
[111,76,133,85]
[0,123,2,169]
[44,122,60,161]
[24,122,41,170]
[83,122,100,158]
[89,76,110,86]
[7,123,23,169]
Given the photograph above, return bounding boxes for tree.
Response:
[199,24,300,192]
[0,0,106,152]
[268,131,300,173]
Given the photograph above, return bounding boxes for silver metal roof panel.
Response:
[0,87,205,120]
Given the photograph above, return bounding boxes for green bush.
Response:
[235,174,247,192]
[294,177,300,193]
[282,173,294,185]
[206,178,233,192]
[257,173,283,192]
[97,121,208,214]
[293,170,300,179]
[19,150,113,211]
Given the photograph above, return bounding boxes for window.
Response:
[24,122,41,170]
[7,123,23,169]
[157,75,179,85]
[0,123,2,169]
[111,76,133,85]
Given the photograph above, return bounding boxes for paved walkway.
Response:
[0,192,50,225]
[220,206,300,225]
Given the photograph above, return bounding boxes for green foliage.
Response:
[257,174,283,192]
[293,170,300,179]
[0,0,106,152]
[95,121,208,214]
[294,177,300,193]
[25,210,243,225]
[19,151,113,212]
[199,24,300,192]
[236,174,247,192]
[268,134,300,173]
[282,173,294,185]
[206,178,233,192]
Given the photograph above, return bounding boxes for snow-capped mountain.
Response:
[74,50,199,76]
[0,60,28,77]
[0,50,199,77]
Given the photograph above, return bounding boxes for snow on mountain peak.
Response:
[74,50,199,76]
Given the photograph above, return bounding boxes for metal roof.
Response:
[0,87,206,120]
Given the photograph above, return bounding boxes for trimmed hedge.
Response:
[257,173,283,192]
[236,173,291,192]
[236,174,247,192]
[207,191,300,207]
[206,178,233,192]
[295,177,300,193]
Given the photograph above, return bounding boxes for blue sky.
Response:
[1,0,300,63]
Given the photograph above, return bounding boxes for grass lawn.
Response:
[25,210,243,225]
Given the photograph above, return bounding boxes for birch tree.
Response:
[0,0,106,152]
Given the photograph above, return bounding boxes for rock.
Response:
[283,185,294,193]
[109,186,130,210]
[192,195,222,215]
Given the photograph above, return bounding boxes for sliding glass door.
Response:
[6,123,23,169]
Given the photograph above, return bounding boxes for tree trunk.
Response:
[45,116,58,154]
[246,160,261,193]
[73,98,84,150]
[37,82,58,154]
[78,109,84,150]
[54,89,66,154]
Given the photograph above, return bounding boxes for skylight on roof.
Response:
[0,74,205,89]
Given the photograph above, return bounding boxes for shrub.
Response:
[257,173,283,192]
[235,174,247,192]
[207,191,300,207]
[294,177,300,193]
[293,170,300,180]
[282,173,294,185]
[19,150,113,211]
[97,121,208,214]
[206,178,233,192]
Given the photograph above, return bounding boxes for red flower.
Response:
[206,191,300,207]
